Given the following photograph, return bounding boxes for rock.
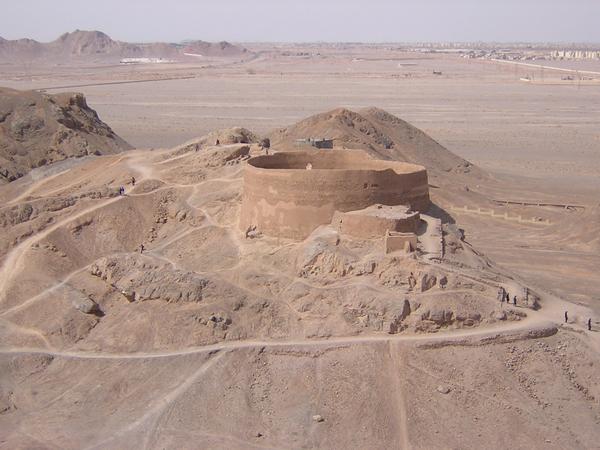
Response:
[437,385,451,394]
[495,311,507,321]
[246,230,262,239]
[245,225,261,239]
[91,254,209,304]
[71,294,99,314]
[312,414,324,423]
[428,309,453,325]
[224,145,250,162]
[388,299,412,334]
[420,273,437,292]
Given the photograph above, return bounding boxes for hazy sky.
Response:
[1,0,599,43]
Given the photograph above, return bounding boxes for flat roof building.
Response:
[294,138,334,149]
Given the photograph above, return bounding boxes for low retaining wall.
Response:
[450,205,552,225]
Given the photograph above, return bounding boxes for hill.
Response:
[0,87,131,183]
[0,30,251,63]
[270,107,487,181]
[0,136,597,448]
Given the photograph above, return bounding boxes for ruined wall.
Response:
[332,206,421,240]
[239,150,430,240]
[385,232,418,253]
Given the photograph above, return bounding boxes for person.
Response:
[118,186,124,196]
[505,292,510,303]
[408,272,416,290]
[589,318,593,331]
[513,296,517,306]
[216,139,220,146]
[139,243,144,254]
[564,311,568,323]
[131,176,136,186]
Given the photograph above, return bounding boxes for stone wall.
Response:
[239,150,430,239]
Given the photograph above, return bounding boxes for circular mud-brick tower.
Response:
[239,149,430,240]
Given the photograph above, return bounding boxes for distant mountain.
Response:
[0,87,132,183]
[182,40,249,57]
[0,30,251,63]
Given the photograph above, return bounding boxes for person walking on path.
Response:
[131,176,136,186]
[564,311,568,323]
[513,296,517,306]
[589,318,593,331]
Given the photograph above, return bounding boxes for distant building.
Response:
[295,138,334,149]
[120,57,173,64]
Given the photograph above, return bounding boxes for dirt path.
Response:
[0,317,52,348]
[0,318,558,361]
[5,169,71,206]
[0,266,89,317]
[387,341,411,450]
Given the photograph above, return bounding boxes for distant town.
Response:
[401,43,600,61]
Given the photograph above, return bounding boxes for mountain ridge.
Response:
[0,29,251,62]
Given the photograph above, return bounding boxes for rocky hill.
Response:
[0,137,597,449]
[270,107,487,181]
[0,30,251,63]
[0,87,131,183]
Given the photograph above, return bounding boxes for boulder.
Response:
[71,293,99,314]
[419,273,437,292]
[388,299,412,334]
[424,308,454,325]
[494,310,507,321]
[437,385,451,394]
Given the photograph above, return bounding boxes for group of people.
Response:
[497,287,594,331]
[117,176,136,196]
[564,311,594,331]
[497,287,518,306]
